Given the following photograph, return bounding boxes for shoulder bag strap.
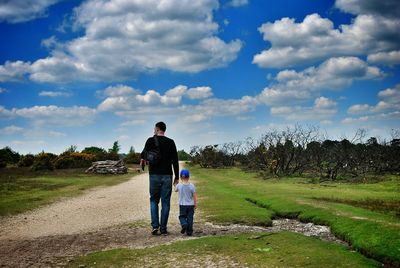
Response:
[153,135,160,148]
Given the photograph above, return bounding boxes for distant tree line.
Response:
[0,141,139,171]
[190,126,400,181]
[0,140,191,171]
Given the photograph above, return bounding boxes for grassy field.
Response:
[190,166,400,266]
[0,166,138,216]
[69,165,399,267]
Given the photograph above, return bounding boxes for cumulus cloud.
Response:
[348,84,400,115]
[227,0,248,7]
[1,0,242,83]
[344,84,400,124]
[348,104,373,114]
[270,97,337,121]
[39,90,72,97]
[342,111,400,124]
[102,84,140,97]
[257,57,384,105]
[0,61,31,82]
[181,95,258,122]
[0,106,14,119]
[335,0,400,18]
[95,83,257,124]
[367,51,400,66]
[1,105,97,127]
[253,13,400,68]
[0,0,62,23]
[187,86,213,99]
[0,125,24,135]
[98,84,214,112]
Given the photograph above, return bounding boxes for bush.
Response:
[0,147,21,165]
[81,147,109,161]
[18,154,35,167]
[54,152,96,169]
[31,152,57,171]
[0,161,6,168]
[125,152,141,164]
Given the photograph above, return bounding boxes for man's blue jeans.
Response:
[149,174,172,232]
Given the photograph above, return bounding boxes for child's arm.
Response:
[193,192,198,209]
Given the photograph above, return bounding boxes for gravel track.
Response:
[0,172,179,240]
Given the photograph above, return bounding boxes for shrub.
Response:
[125,152,141,164]
[81,146,108,161]
[31,152,57,171]
[0,147,21,165]
[54,152,96,169]
[0,161,6,168]
[18,154,35,167]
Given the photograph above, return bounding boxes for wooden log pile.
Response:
[85,160,128,174]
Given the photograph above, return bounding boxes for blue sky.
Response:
[0,0,399,154]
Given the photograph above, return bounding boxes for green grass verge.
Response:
[68,232,380,268]
[189,166,400,266]
[0,167,137,216]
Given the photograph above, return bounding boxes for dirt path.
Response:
[0,172,179,241]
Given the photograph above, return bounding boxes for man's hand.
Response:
[140,159,146,171]
[173,177,179,186]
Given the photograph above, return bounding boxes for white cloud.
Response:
[270,97,337,121]
[0,106,14,119]
[0,87,7,93]
[0,0,62,23]
[257,87,311,105]
[368,51,400,66]
[39,91,72,97]
[98,84,215,112]
[227,0,248,7]
[0,60,31,82]
[0,125,24,135]
[275,57,383,91]
[253,13,400,68]
[348,84,400,115]
[1,0,242,83]
[120,119,146,127]
[342,111,400,124]
[187,86,213,99]
[103,84,140,97]
[335,0,400,18]
[348,104,373,114]
[12,105,97,127]
[97,83,256,124]
[314,96,336,109]
[345,84,400,125]
[257,57,383,105]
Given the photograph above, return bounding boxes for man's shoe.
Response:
[151,228,159,235]
[180,226,187,234]
[160,231,169,236]
[186,232,193,236]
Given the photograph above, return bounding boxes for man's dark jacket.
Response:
[141,135,179,178]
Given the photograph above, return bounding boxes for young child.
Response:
[174,169,197,236]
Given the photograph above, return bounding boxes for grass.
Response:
[68,232,380,268]
[0,166,138,216]
[189,166,400,266]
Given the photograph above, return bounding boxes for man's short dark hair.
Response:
[155,121,166,132]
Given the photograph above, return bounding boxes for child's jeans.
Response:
[179,205,195,234]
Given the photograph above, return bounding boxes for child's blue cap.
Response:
[180,169,190,178]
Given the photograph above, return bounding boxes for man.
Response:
[141,121,179,235]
